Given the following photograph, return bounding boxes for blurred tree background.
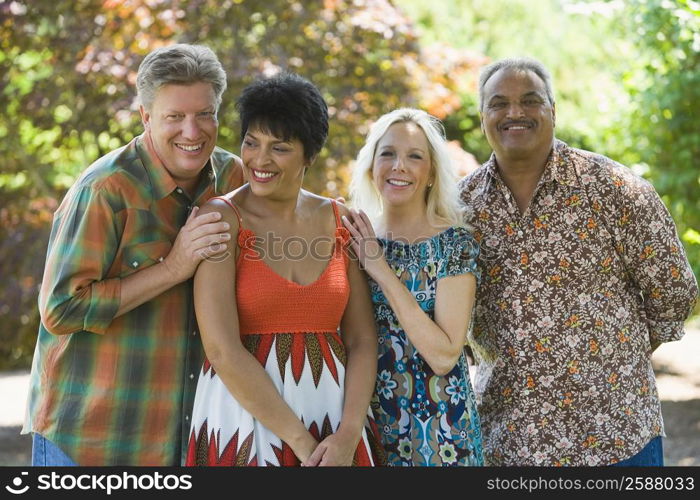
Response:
[1,0,698,369]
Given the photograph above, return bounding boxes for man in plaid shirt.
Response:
[22,44,243,465]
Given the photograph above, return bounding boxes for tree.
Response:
[397,0,633,162]
[0,0,482,368]
[614,0,700,285]
[397,0,699,308]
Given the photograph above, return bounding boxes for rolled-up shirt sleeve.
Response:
[39,183,121,335]
[617,176,699,349]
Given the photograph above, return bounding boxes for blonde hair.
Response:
[349,108,465,227]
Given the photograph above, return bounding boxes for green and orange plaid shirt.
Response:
[22,133,243,465]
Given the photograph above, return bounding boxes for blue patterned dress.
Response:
[370,226,483,466]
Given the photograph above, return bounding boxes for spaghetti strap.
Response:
[330,199,342,229]
[211,196,243,228]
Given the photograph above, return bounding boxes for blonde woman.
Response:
[343,108,483,466]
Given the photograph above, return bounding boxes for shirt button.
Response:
[517,231,523,237]
[192,331,197,336]
[516,269,523,275]
[158,257,164,262]
[132,261,139,268]
[189,373,194,379]
[176,188,183,194]
[185,415,189,421]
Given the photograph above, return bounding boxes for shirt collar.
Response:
[544,139,580,187]
[206,149,224,196]
[484,138,579,188]
[136,132,216,201]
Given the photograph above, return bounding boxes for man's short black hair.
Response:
[236,72,329,162]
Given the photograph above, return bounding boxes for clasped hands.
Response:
[299,427,361,467]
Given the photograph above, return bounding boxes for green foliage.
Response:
[2,0,698,370]
[0,199,57,369]
[614,0,700,282]
[399,0,699,305]
[0,0,477,369]
[397,0,633,163]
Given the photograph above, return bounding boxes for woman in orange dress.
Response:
[185,73,383,466]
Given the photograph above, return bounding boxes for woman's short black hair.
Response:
[236,72,329,162]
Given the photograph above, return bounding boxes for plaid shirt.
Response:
[23,133,243,465]
[460,139,698,465]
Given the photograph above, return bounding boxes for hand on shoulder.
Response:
[162,199,236,281]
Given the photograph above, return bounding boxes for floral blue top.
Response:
[369,226,484,466]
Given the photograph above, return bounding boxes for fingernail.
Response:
[223,222,230,230]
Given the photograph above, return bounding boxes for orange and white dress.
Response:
[185,199,383,466]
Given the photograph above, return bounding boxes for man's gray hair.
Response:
[136,44,227,110]
[478,57,555,111]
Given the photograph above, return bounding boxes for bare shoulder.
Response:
[334,199,351,219]
[300,191,345,233]
[298,190,337,213]
[198,195,241,233]
[308,191,351,216]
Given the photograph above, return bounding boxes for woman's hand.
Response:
[301,428,361,466]
[341,208,391,281]
[291,434,320,465]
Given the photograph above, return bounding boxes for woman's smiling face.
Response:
[372,121,433,210]
[240,127,306,197]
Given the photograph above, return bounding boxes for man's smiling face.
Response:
[481,68,556,164]
[140,81,219,185]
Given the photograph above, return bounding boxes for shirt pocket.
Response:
[121,240,172,277]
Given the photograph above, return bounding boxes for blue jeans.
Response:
[32,433,78,466]
[612,436,663,466]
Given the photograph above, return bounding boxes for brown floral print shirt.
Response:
[459,139,698,466]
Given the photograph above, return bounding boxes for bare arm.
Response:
[304,207,378,466]
[343,209,475,375]
[375,271,475,375]
[193,199,317,462]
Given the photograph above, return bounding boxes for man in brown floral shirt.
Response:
[459,57,698,466]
